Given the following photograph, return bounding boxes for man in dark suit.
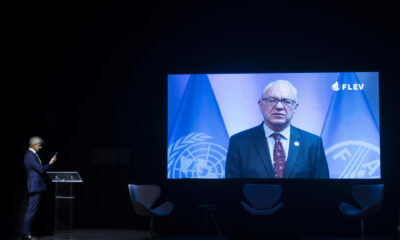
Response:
[22,136,57,239]
[225,80,329,178]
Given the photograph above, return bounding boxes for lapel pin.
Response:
[294,141,300,147]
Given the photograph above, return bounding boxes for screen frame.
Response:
[165,71,383,183]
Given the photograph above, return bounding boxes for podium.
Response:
[47,171,83,240]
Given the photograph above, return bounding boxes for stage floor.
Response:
[39,229,224,240]
[34,229,399,240]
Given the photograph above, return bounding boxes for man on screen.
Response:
[225,80,329,178]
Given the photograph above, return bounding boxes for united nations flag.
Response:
[168,74,229,179]
[321,72,380,179]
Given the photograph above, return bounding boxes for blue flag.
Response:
[321,72,380,179]
[168,74,229,179]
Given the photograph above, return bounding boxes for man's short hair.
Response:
[261,79,298,101]
[29,136,44,146]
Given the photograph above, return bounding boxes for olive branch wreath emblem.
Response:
[167,133,213,176]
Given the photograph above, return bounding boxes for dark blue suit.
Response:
[225,123,329,178]
[23,150,52,235]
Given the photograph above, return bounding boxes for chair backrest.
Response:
[352,184,384,209]
[128,184,161,209]
[243,184,282,210]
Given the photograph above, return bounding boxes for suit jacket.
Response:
[225,123,329,178]
[24,150,52,193]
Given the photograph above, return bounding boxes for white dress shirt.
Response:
[29,148,37,154]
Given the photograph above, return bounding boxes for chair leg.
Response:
[149,216,154,239]
[201,210,209,233]
[361,217,365,239]
[209,210,223,239]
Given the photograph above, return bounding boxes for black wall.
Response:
[5,0,400,238]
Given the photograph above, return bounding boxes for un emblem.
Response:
[325,140,380,179]
[168,133,227,179]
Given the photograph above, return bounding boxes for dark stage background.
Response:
[4,0,400,238]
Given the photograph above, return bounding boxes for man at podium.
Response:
[22,136,57,240]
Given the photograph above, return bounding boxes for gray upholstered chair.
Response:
[339,184,384,237]
[128,184,173,238]
[241,184,283,215]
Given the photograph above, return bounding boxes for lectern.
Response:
[47,171,82,240]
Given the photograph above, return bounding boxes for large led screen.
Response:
[168,72,380,179]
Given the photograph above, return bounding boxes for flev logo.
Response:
[332,81,340,91]
[332,81,365,91]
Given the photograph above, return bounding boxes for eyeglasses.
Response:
[261,97,297,108]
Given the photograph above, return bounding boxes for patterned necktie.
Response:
[272,133,286,178]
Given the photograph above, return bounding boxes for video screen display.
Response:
[168,72,380,179]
